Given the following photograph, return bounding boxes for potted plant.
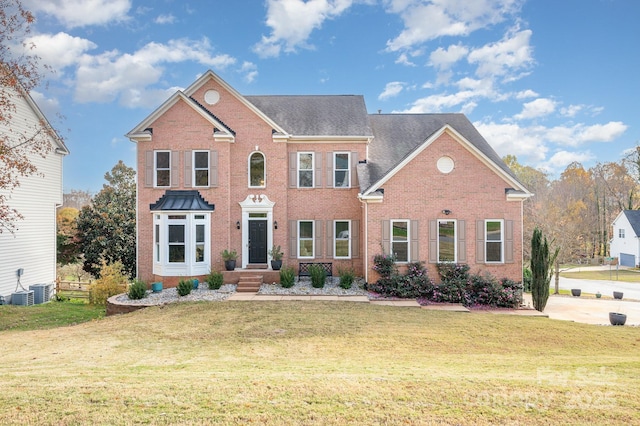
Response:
[221,249,237,271]
[609,312,627,326]
[596,291,602,299]
[613,291,623,300]
[268,245,283,270]
[571,288,581,297]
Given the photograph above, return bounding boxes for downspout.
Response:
[358,196,369,283]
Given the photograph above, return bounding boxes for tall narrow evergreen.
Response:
[530,227,558,312]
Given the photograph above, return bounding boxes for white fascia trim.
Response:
[285,135,371,143]
[506,192,534,201]
[357,193,384,203]
[127,131,152,143]
[183,70,288,135]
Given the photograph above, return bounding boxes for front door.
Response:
[248,220,267,264]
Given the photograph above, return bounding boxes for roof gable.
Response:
[125,91,234,141]
[621,210,640,236]
[360,113,529,196]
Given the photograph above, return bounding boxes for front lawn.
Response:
[0,301,638,425]
[0,300,104,331]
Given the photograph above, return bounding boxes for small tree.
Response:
[530,227,558,312]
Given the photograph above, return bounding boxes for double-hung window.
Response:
[298,221,314,258]
[298,153,314,188]
[334,221,350,258]
[155,151,170,187]
[153,213,210,276]
[391,220,409,262]
[193,151,209,187]
[334,152,350,188]
[485,220,503,263]
[249,152,266,187]
[438,220,456,263]
[619,228,625,238]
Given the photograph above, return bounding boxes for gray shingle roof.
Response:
[150,190,215,211]
[361,113,519,192]
[245,95,372,137]
[623,210,640,236]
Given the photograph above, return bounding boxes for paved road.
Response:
[529,266,640,326]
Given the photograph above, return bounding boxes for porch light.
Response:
[442,209,452,215]
[274,221,278,229]
[236,221,241,229]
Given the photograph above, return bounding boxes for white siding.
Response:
[0,90,65,302]
[610,213,638,263]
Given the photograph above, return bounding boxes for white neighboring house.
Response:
[610,210,640,267]
[0,87,68,304]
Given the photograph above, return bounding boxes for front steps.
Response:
[236,274,263,292]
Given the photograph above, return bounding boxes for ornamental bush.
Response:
[464,272,500,307]
[338,267,355,289]
[309,264,326,288]
[372,253,397,278]
[206,271,224,290]
[127,279,147,300]
[88,261,128,305]
[177,278,192,296]
[368,258,434,298]
[280,266,295,288]
[496,278,524,308]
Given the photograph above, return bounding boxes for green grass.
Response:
[0,301,638,425]
[560,268,640,283]
[0,300,104,331]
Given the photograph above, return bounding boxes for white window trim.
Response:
[334,152,351,188]
[391,219,410,263]
[248,151,266,188]
[153,212,210,276]
[154,150,171,188]
[297,152,314,188]
[437,219,457,263]
[193,150,210,188]
[485,219,504,264]
[298,220,314,259]
[334,220,351,259]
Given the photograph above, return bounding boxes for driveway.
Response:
[524,266,640,326]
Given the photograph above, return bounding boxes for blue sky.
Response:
[20,0,639,193]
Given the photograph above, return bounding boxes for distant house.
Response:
[127,70,531,287]
[610,210,640,267]
[0,86,69,304]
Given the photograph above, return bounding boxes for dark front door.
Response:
[248,220,267,264]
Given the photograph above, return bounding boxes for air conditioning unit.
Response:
[11,290,34,306]
[29,284,52,304]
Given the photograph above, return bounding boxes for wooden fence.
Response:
[56,279,93,299]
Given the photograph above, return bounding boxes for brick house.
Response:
[126,70,531,287]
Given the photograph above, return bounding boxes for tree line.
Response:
[506,147,640,264]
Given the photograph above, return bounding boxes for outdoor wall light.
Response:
[442,209,452,215]
[236,221,241,230]
[274,221,278,229]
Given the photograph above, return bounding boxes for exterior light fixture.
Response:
[236,221,241,229]
[274,221,278,229]
[442,209,452,215]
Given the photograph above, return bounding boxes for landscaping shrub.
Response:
[464,272,500,307]
[308,264,326,288]
[522,266,532,292]
[372,253,397,278]
[338,267,355,289]
[432,263,469,304]
[206,271,224,290]
[436,263,470,282]
[280,266,295,288]
[367,259,434,298]
[89,261,128,305]
[496,278,524,308]
[177,278,192,296]
[127,279,147,300]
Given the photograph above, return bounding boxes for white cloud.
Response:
[543,150,595,173]
[429,43,469,70]
[395,53,416,66]
[560,104,583,117]
[475,121,548,162]
[515,89,538,99]
[402,90,477,113]
[25,0,131,28]
[26,32,97,75]
[73,38,236,107]
[379,81,405,100]
[385,0,523,52]
[254,0,354,58]
[467,29,533,79]
[514,98,556,120]
[241,62,258,83]
[30,90,61,119]
[155,14,176,25]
